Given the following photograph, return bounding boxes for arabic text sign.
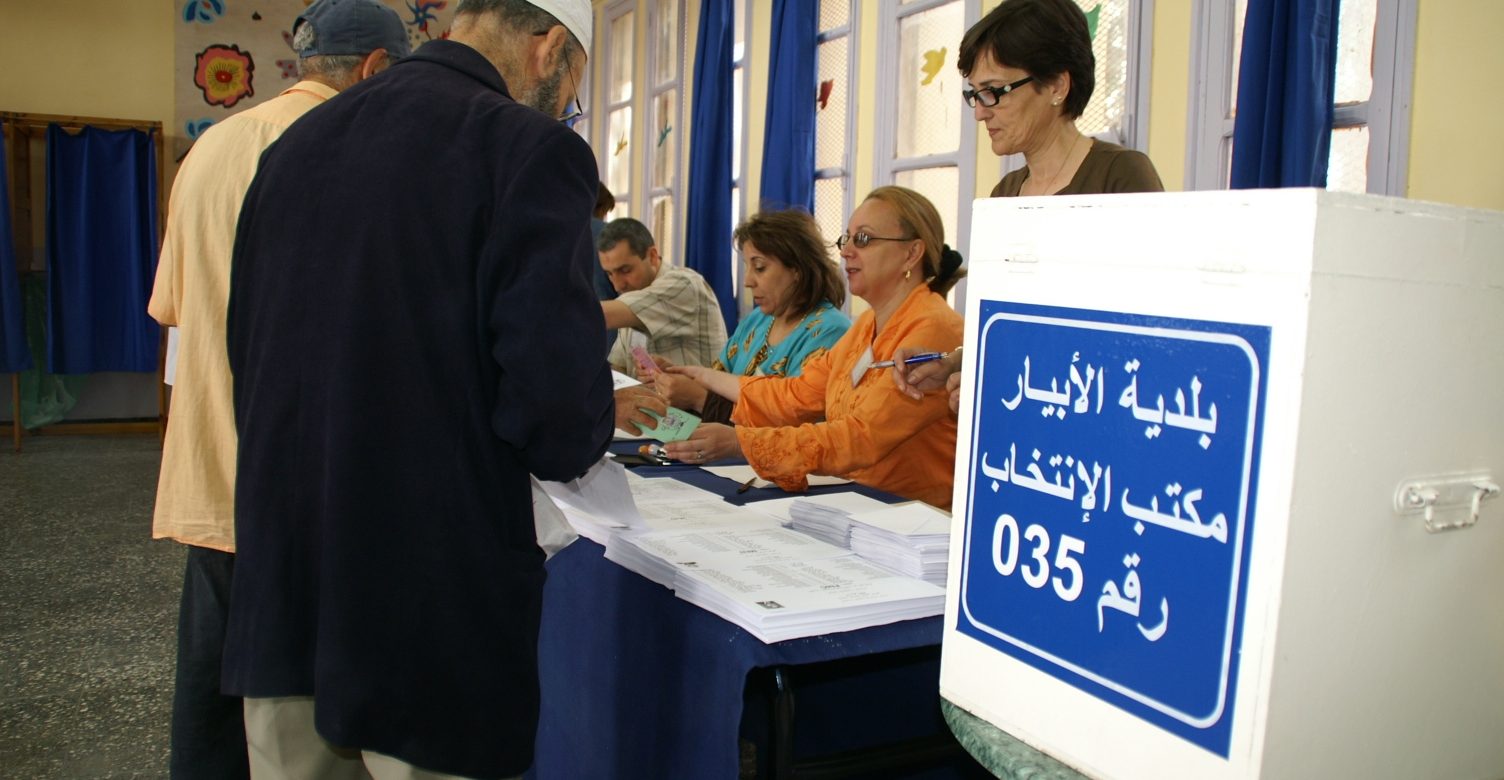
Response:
[957,302,1270,758]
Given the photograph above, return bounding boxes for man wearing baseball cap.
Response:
[223,0,608,777]
[147,1,406,778]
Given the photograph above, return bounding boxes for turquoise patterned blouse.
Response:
[714,301,851,378]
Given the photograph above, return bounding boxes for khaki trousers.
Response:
[243,696,519,780]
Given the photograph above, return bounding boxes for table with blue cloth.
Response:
[531,453,982,779]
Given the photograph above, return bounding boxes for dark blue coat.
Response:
[224,40,614,778]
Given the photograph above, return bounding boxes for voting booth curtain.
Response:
[758,0,819,214]
[685,0,738,332]
[0,134,30,373]
[44,124,160,373]
[1229,0,1341,188]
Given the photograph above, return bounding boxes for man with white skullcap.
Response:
[222,1,611,777]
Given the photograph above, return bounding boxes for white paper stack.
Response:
[846,503,953,586]
[605,525,845,589]
[672,554,946,643]
[784,493,895,547]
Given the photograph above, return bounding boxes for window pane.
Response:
[1334,0,1375,105]
[652,89,678,190]
[816,37,849,171]
[730,185,743,292]
[893,166,959,252]
[1074,0,1129,141]
[735,0,746,52]
[813,177,847,256]
[732,66,744,181]
[654,0,679,87]
[651,195,676,264]
[607,107,632,198]
[896,1,963,159]
[1231,0,1247,115]
[820,0,850,31]
[611,11,635,104]
[1326,125,1369,193]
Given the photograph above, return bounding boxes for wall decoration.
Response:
[174,1,459,159]
[194,44,256,107]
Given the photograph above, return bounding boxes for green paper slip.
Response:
[634,407,701,443]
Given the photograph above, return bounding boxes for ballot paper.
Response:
[540,458,642,544]
[741,493,896,526]
[672,554,946,643]
[846,503,953,586]
[605,525,843,589]
[624,472,776,531]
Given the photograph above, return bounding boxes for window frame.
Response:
[642,0,686,259]
[598,0,637,219]
[1184,0,1416,194]
[814,1,861,254]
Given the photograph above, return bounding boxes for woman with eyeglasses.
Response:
[661,187,965,509]
[655,209,851,423]
[894,0,1164,410]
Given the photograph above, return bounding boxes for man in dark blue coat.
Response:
[224,1,610,776]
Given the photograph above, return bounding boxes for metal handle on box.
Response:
[1394,475,1499,533]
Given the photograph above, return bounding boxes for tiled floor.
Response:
[1,434,180,778]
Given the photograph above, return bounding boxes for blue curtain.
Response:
[759,0,819,212]
[685,0,738,331]
[0,132,32,372]
[1229,0,1341,189]
[45,125,160,373]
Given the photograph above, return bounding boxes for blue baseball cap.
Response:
[293,0,411,59]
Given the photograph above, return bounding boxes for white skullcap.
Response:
[527,0,593,53]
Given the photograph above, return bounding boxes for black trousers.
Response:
[170,545,250,780]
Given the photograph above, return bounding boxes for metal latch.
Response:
[1394,474,1499,533]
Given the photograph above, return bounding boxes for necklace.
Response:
[1027,130,1083,195]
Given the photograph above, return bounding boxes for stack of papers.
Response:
[785,493,893,547]
[672,555,946,643]
[605,525,843,589]
[846,504,953,586]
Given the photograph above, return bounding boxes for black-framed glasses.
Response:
[962,75,1035,108]
[836,231,914,250]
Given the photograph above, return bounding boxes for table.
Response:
[530,456,978,778]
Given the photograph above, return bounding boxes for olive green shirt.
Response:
[991,139,1164,197]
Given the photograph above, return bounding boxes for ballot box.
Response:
[939,189,1503,780]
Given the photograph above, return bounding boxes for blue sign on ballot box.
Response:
[956,301,1271,757]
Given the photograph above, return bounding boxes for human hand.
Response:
[946,370,961,415]
[891,346,962,400]
[662,423,742,465]
[654,370,709,412]
[614,385,668,434]
[650,354,675,371]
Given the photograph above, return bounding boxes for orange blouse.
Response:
[732,284,964,509]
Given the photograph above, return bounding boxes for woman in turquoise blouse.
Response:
[658,209,850,423]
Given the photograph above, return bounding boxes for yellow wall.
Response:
[0,0,175,133]
[1408,0,1504,211]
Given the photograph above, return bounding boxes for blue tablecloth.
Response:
[531,457,948,778]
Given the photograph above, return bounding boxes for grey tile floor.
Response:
[1,434,180,778]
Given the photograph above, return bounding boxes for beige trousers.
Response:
[243,696,519,780]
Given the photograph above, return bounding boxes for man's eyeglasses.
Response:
[560,61,583,124]
[961,75,1035,108]
[835,231,914,250]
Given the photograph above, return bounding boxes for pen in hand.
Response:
[868,351,950,370]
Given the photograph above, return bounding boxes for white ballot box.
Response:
[940,189,1503,780]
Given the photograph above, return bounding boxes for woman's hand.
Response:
[666,364,743,403]
[654,370,709,412]
[891,346,962,401]
[614,385,668,434]
[662,423,743,465]
[946,370,962,415]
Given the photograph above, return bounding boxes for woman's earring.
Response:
[904,268,912,281]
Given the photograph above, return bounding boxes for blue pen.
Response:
[868,351,950,370]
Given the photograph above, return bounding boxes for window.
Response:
[873,0,978,279]
[601,1,635,220]
[1186,0,1416,193]
[644,0,684,261]
[814,0,859,251]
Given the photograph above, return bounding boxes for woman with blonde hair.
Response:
[664,186,965,509]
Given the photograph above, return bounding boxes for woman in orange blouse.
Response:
[663,187,965,509]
